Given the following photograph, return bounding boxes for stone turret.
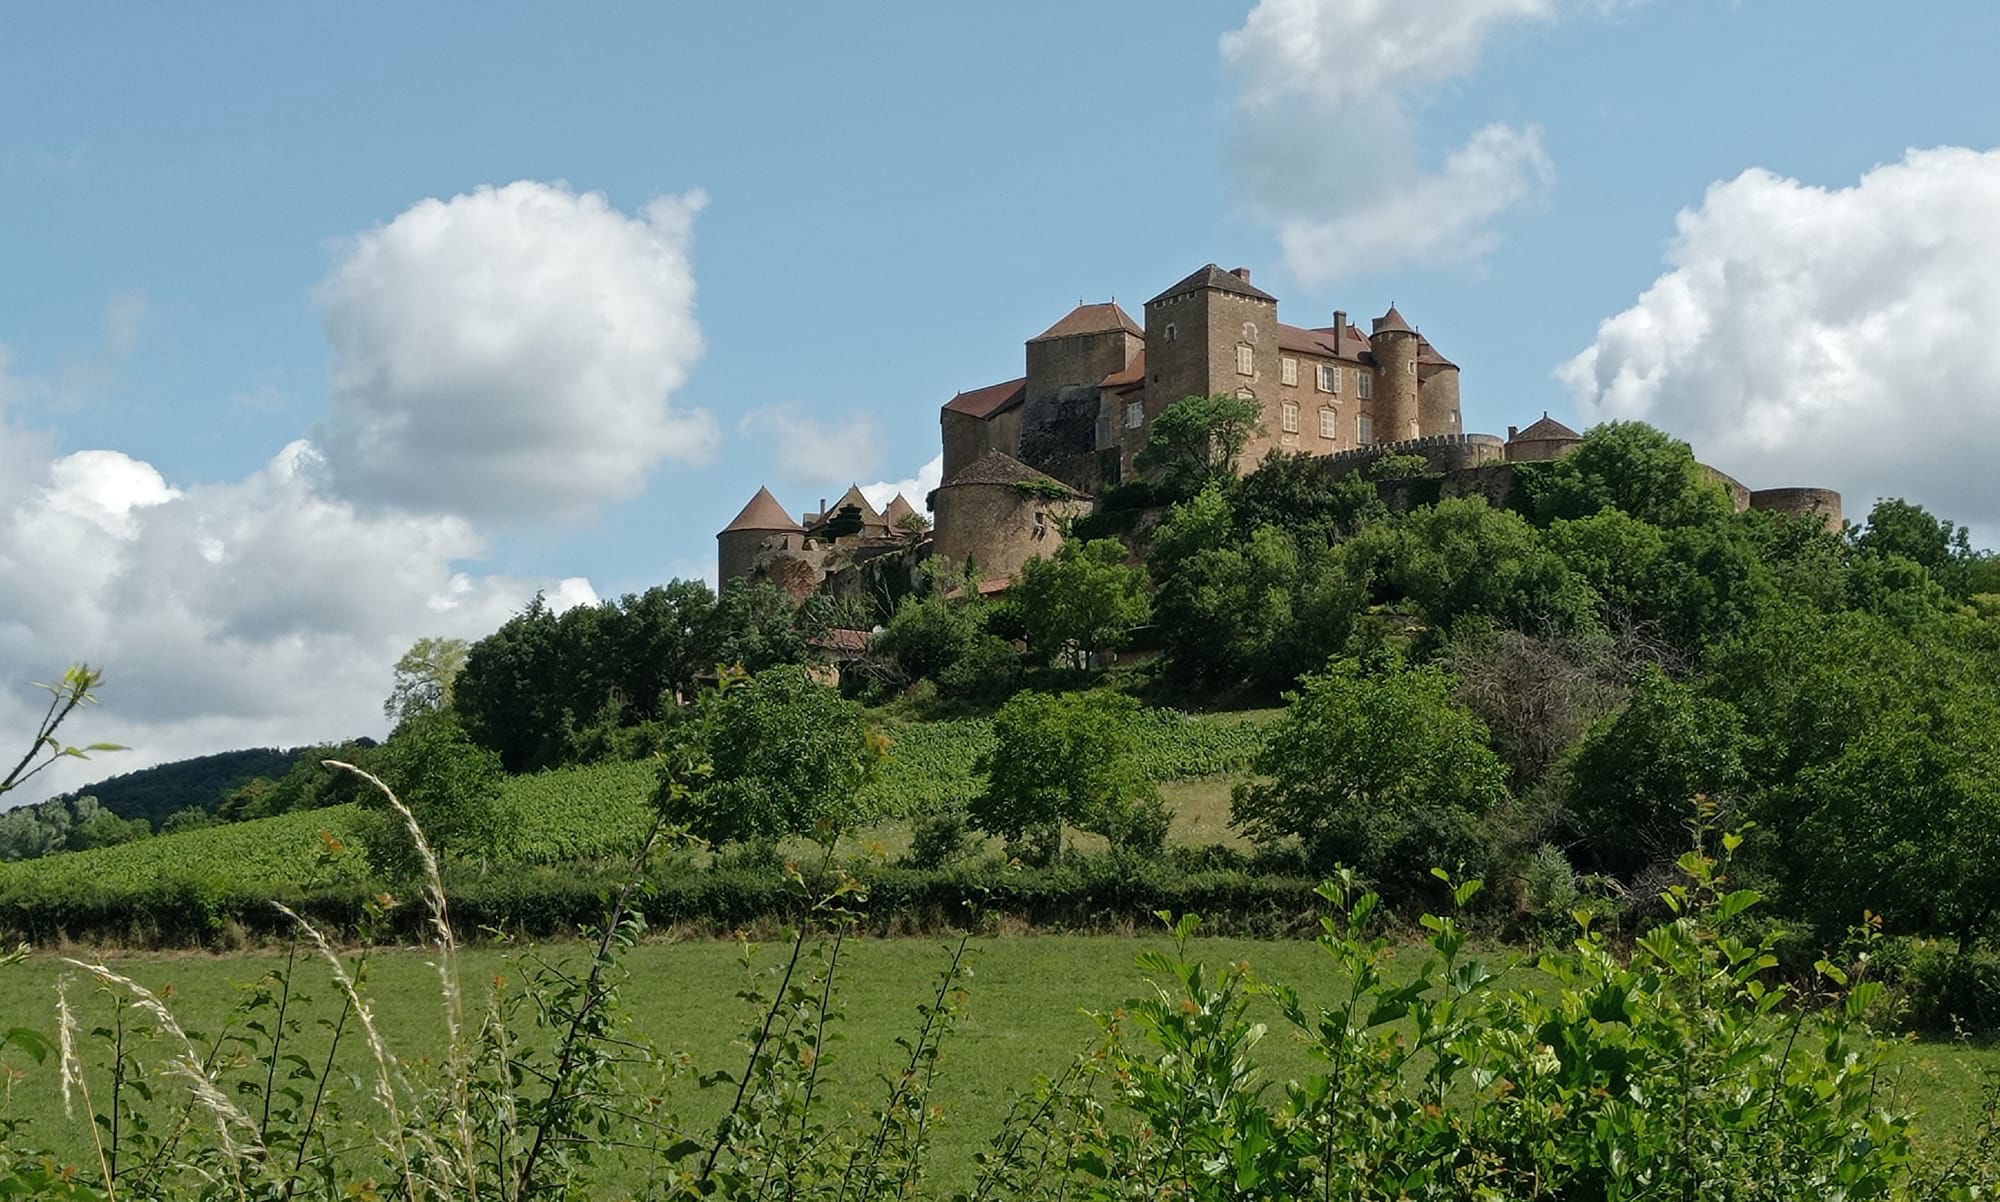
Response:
[1370,305,1421,443]
[717,486,802,586]
[929,451,1092,586]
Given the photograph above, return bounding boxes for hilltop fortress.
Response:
[719,263,1842,597]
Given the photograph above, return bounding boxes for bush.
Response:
[363,715,505,875]
[1893,941,2000,1035]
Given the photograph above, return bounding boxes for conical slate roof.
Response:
[1030,302,1143,343]
[718,486,801,537]
[1147,263,1278,305]
[1511,413,1582,442]
[1371,305,1414,336]
[936,450,1085,497]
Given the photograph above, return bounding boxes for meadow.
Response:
[6,932,1997,1194]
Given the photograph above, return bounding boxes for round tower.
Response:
[1370,306,1420,444]
[717,486,802,587]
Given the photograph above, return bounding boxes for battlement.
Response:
[1319,432,1507,479]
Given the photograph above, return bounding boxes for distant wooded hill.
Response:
[49,747,305,828]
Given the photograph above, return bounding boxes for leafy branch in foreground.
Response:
[2,664,122,797]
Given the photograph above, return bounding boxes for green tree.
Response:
[658,666,880,848]
[971,690,1163,862]
[1795,717,2000,949]
[1012,538,1150,670]
[1232,451,1388,545]
[383,636,470,728]
[1231,657,1508,892]
[1359,497,1599,635]
[1561,667,1747,877]
[1854,497,1974,595]
[365,715,505,873]
[1134,393,1264,496]
[872,594,982,685]
[1523,420,1733,529]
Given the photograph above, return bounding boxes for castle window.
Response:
[1317,363,1337,393]
[1164,323,1177,344]
[1281,357,1298,386]
[1241,321,1258,343]
[1281,402,1299,433]
[1357,414,1374,444]
[1124,400,1144,430]
[1235,343,1254,376]
[1319,408,1337,439]
[1357,372,1373,400]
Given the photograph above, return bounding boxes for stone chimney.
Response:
[1230,267,1251,283]
[1333,310,1347,354]
[1507,425,1519,441]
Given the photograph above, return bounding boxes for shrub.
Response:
[362,714,505,875]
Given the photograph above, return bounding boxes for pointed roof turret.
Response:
[882,493,920,528]
[718,486,802,537]
[1030,302,1143,343]
[1371,305,1414,336]
[1147,263,1278,305]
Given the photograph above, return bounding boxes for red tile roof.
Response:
[1031,302,1142,343]
[1277,322,1373,362]
[1510,414,1582,442]
[1100,350,1146,389]
[941,376,1028,420]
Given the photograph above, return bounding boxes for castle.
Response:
[719,262,1843,598]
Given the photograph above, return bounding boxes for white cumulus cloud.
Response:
[860,454,943,514]
[0,421,597,802]
[317,181,717,523]
[1561,146,2000,538]
[1222,0,1604,284]
[736,403,883,490]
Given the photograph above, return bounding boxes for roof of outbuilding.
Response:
[1147,263,1278,305]
[935,450,1087,497]
[1031,302,1143,343]
[718,486,802,536]
[941,376,1028,420]
[882,493,920,526]
[832,484,884,526]
[1510,413,1583,442]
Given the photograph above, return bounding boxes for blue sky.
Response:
[6,1,2000,792]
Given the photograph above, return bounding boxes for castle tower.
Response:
[1017,302,1143,493]
[1370,306,1420,443]
[717,486,802,587]
[930,451,1092,586]
[1136,264,1280,479]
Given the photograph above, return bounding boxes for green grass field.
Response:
[5,934,1996,1194]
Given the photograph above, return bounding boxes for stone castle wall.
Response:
[1748,486,1845,532]
[933,481,1090,583]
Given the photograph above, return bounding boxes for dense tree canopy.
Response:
[1012,538,1150,671]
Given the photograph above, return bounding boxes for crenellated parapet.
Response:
[1318,432,1507,479]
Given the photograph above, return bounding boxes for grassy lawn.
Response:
[5,933,1996,1193]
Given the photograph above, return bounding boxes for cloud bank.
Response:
[1561,146,2000,537]
[1221,0,1594,284]
[0,180,724,801]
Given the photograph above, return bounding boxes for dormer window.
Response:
[1317,363,1337,393]
[1235,343,1254,376]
